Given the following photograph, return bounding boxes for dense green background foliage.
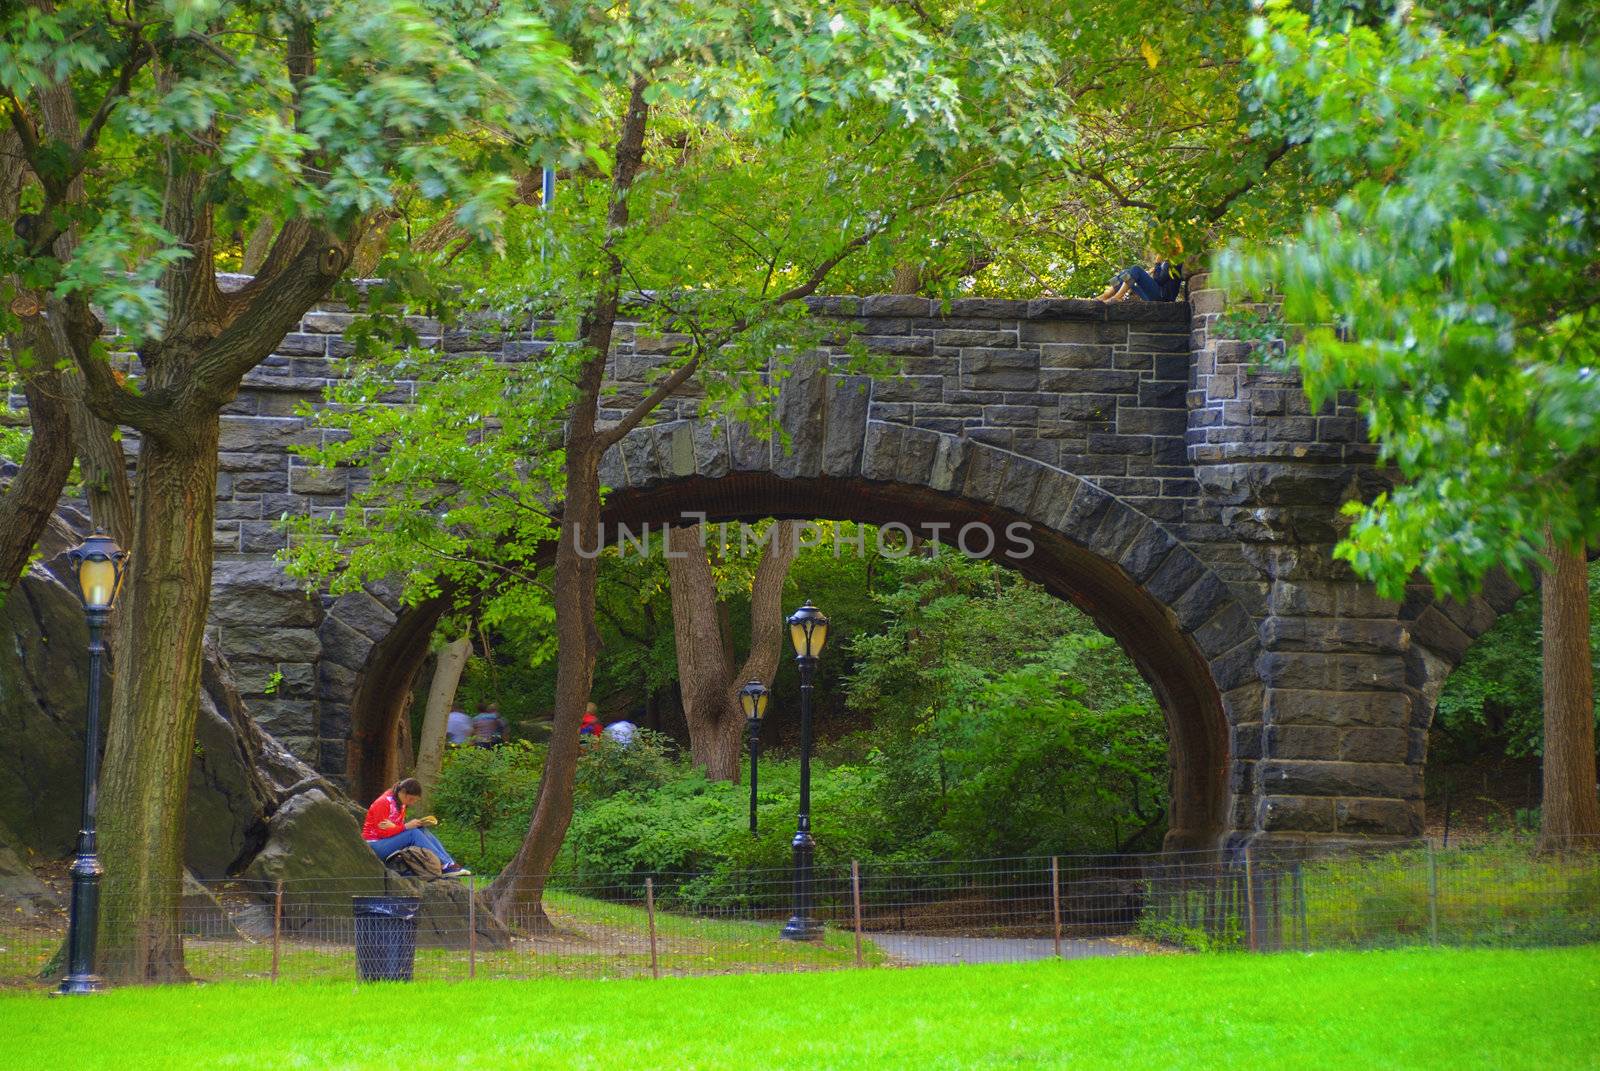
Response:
[1435,564,1600,761]
[430,549,1169,882]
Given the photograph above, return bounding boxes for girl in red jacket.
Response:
[362,777,469,875]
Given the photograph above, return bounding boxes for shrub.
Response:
[433,742,544,861]
[573,729,679,803]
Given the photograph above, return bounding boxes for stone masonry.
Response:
[43,280,1520,851]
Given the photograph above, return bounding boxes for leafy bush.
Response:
[573,729,679,804]
[1303,840,1600,950]
[432,742,543,859]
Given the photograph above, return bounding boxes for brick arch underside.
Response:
[343,434,1262,850]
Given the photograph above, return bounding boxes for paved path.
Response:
[869,933,1140,965]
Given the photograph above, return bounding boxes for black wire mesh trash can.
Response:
[352,895,422,981]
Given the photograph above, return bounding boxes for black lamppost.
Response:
[781,600,827,941]
[60,531,128,995]
[739,680,769,835]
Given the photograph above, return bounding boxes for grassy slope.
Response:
[3,947,1598,1070]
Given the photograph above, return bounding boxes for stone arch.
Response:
[1398,568,1554,808]
[338,421,1262,848]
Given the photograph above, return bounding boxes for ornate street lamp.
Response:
[60,531,128,994]
[781,600,828,941]
[739,680,769,835]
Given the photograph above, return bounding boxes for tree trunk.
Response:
[1538,534,1600,852]
[64,372,134,546]
[415,633,471,809]
[667,521,800,781]
[0,364,74,596]
[0,122,77,599]
[487,424,604,930]
[488,79,649,930]
[96,419,220,982]
[892,262,922,294]
[666,524,738,779]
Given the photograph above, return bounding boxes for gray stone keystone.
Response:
[822,376,872,478]
[860,420,905,482]
[691,418,731,479]
[927,434,969,492]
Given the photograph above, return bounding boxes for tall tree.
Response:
[665,521,799,781]
[1221,0,1600,849]
[1,0,584,979]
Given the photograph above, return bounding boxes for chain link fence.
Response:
[3,834,1596,988]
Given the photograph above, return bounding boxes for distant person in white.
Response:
[446,708,472,746]
[603,720,638,747]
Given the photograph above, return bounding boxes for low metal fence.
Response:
[2,834,1595,988]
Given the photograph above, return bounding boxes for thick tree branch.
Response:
[1198,138,1294,223]
[0,359,73,596]
[3,93,44,177]
[76,33,150,168]
[184,228,347,409]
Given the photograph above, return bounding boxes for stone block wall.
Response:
[9,275,1518,846]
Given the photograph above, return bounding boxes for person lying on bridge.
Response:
[362,777,470,876]
[1094,257,1183,303]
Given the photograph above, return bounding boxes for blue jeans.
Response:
[1113,266,1165,301]
[366,828,458,868]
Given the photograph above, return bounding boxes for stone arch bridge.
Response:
[198,281,1521,851]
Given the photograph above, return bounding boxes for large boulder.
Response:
[181,869,242,939]
[0,505,503,949]
[0,543,97,856]
[239,788,508,949]
[0,511,340,876]
[185,640,338,877]
[0,818,60,919]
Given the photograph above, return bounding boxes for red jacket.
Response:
[580,713,603,739]
[362,792,407,841]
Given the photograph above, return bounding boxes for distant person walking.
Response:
[472,703,507,749]
[603,719,637,747]
[579,701,604,744]
[361,777,469,876]
[446,707,472,746]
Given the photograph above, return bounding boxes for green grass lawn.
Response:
[2,946,1596,1070]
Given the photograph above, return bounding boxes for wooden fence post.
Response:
[851,860,864,968]
[1050,857,1062,959]
[1426,840,1439,947]
[1244,848,1258,952]
[271,879,283,983]
[646,877,660,980]
[468,875,478,979]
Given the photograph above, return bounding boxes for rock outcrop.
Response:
[242,787,509,949]
[0,818,59,919]
[0,542,343,875]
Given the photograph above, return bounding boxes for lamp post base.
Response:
[57,973,104,996]
[781,826,820,941]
